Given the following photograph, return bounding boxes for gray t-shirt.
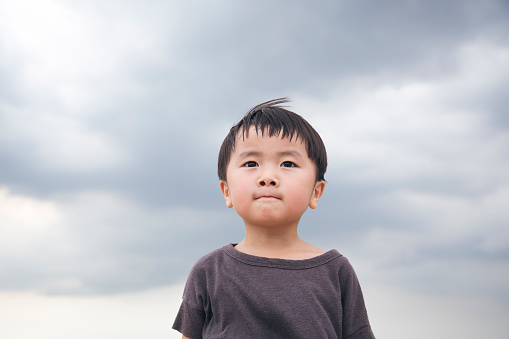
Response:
[173,244,374,339]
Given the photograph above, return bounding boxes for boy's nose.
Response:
[257,176,279,187]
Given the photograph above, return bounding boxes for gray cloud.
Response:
[0,0,508,312]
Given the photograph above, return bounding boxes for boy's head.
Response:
[218,98,327,183]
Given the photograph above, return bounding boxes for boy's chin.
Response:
[241,216,302,229]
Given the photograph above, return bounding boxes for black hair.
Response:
[218,98,327,182]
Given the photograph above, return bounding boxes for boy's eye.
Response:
[281,161,296,168]
[243,161,258,167]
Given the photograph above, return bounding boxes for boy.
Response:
[173,98,374,338]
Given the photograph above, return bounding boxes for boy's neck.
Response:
[235,225,325,260]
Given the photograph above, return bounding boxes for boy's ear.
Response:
[219,181,233,208]
[309,180,325,209]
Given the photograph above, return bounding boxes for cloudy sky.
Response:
[1,0,508,338]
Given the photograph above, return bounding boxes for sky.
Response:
[1,0,508,338]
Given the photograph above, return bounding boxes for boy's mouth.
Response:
[255,194,281,200]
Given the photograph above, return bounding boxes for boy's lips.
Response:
[255,194,281,200]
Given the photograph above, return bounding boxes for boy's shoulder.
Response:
[196,245,226,261]
[189,244,230,272]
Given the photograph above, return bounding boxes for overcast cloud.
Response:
[1,0,508,338]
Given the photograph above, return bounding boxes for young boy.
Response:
[173,98,374,338]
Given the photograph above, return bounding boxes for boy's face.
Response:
[220,126,325,228]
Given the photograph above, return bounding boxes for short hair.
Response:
[218,98,327,182]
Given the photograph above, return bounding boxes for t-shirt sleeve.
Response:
[339,258,375,339]
[172,300,205,339]
[172,262,209,339]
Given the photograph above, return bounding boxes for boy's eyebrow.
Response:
[278,150,304,158]
[237,151,261,158]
